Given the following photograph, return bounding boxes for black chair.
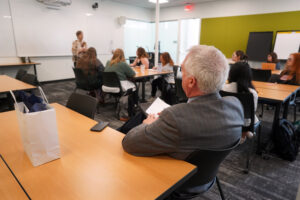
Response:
[175,78,188,103]
[169,139,240,200]
[15,69,27,80]
[173,65,179,79]
[66,93,98,119]
[251,69,271,82]
[220,91,261,174]
[73,68,91,92]
[21,73,39,86]
[101,72,135,118]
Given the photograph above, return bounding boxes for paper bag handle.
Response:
[38,86,49,104]
[9,90,29,113]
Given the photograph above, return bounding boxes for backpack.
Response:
[273,119,299,161]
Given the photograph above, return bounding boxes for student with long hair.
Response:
[104,49,136,121]
[277,53,300,85]
[232,50,248,63]
[151,52,175,98]
[223,62,258,142]
[76,47,104,75]
[267,52,281,70]
[130,47,149,69]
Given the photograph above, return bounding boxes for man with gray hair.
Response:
[122,45,244,160]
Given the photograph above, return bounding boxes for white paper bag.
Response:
[10,87,60,167]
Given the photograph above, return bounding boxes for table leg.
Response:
[282,99,290,119]
[141,80,146,103]
[33,64,38,80]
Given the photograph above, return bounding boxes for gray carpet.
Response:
[40,80,300,200]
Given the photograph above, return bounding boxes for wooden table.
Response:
[0,75,36,94]
[0,155,28,200]
[272,70,281,75]
[0,103,196,200]
[0,62,40,79]
[133,68,173,102]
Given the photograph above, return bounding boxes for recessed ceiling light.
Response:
[148,0,169,4]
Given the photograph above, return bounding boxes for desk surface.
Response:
[0,62,40,67]
[255,87,293,102]
[0,103,196,200]
[253,81,299,92]
[0,75,36,93]
[134,68,173,78]
[0,156,28,200]
[272,70,281,75]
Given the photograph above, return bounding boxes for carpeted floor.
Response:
[39,80,300,200]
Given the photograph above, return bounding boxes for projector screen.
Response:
[274,31,300,60]
[246,32,273,62]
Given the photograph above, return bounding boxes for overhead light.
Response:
[85,13,93,16]
[3,15,12,19]
[148,0,169,4]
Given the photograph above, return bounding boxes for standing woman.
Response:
[232,50,248,63]
[277,53,300,85]
[72,30,87,67]
[130,47,149,69]
[151,52,175,98]
[267,52,281,70]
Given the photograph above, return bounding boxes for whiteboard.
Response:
[9,0,115,57]
[274,31,300,60]
[0,0,17,57]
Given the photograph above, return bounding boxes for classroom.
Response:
[1,0,300,199]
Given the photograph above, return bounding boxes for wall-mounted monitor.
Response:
[273,31,300,60]
[246,32,273,62]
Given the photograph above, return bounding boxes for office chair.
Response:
[251,68,271,82]
[220,91,261,173]
[66,93,98,119]
[168,139,240,200]
[15,69,27,80]
[101,72,136,118]
[175,78,188,103]
[21,73,39,86]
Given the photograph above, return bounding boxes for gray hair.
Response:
[185,45,229,94]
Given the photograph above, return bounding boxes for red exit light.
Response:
[184,4,194,11]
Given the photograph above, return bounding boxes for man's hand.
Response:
[143,114,159,125]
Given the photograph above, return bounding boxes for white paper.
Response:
[146,98,170,116]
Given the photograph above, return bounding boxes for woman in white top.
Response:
[130,47,149,69]
[151,52,175,98]
[223,62,258,141]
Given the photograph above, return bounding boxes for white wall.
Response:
[0,0,153,82]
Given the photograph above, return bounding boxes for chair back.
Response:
[15,69,27,80]
[175,78,187,102]
[21,73,38,86]
[261,63,276,71]
[177,139,240,194]
[73,68,90,90]
[251,68,271,82]
[220,91,254,132]
[66,93,97,119]
[102,72,122,93]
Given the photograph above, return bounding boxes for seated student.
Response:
[223,62,258,142]
[76,47,104,75]
[267,52,281,70]
[104,49,137,121]
[130,47,149,69]
[151,52,175,98]
[276,53,300,85]
[76,47,104,99]
[122,45,244,165]
[232,50,248,63]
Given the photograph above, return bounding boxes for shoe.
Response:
[246,131,254,139]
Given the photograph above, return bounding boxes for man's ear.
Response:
[188,76,197,88]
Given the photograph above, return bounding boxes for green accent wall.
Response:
[200,11,300,58]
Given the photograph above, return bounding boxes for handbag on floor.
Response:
[10,87,60,167]
[273,119,299,161]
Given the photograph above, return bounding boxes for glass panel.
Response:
[159,21,178,64]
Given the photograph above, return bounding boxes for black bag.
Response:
[273,119,299,161]
[118,112,146,134]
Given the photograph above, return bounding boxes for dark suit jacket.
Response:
[122,93,244,160]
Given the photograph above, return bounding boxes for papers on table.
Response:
[146,98,170,117]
